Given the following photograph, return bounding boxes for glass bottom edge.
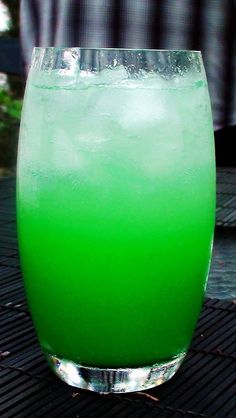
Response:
[46,352,186,393]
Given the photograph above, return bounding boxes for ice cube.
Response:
[78,66,128,88]
[119,88,165,130]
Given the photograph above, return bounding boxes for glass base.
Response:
[47,352,186,393]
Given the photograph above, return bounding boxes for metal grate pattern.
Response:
[216,168,236,227]
[207,228,236,300]
[1,177,236,417]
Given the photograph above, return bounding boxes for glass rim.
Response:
[33,47,202,54]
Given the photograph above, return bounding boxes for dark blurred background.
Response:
[0,0,235,176]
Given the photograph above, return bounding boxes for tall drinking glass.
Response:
[17,48,215,393]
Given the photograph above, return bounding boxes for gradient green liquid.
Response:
[17,74,215,367]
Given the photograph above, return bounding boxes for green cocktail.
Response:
[17,48,215,392]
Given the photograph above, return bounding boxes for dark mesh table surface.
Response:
[1,177,236,418]
[216,168,236,227]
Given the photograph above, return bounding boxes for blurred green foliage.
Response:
[0,1,22,175]
[0,89,22,174]
[0,89,22,119]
